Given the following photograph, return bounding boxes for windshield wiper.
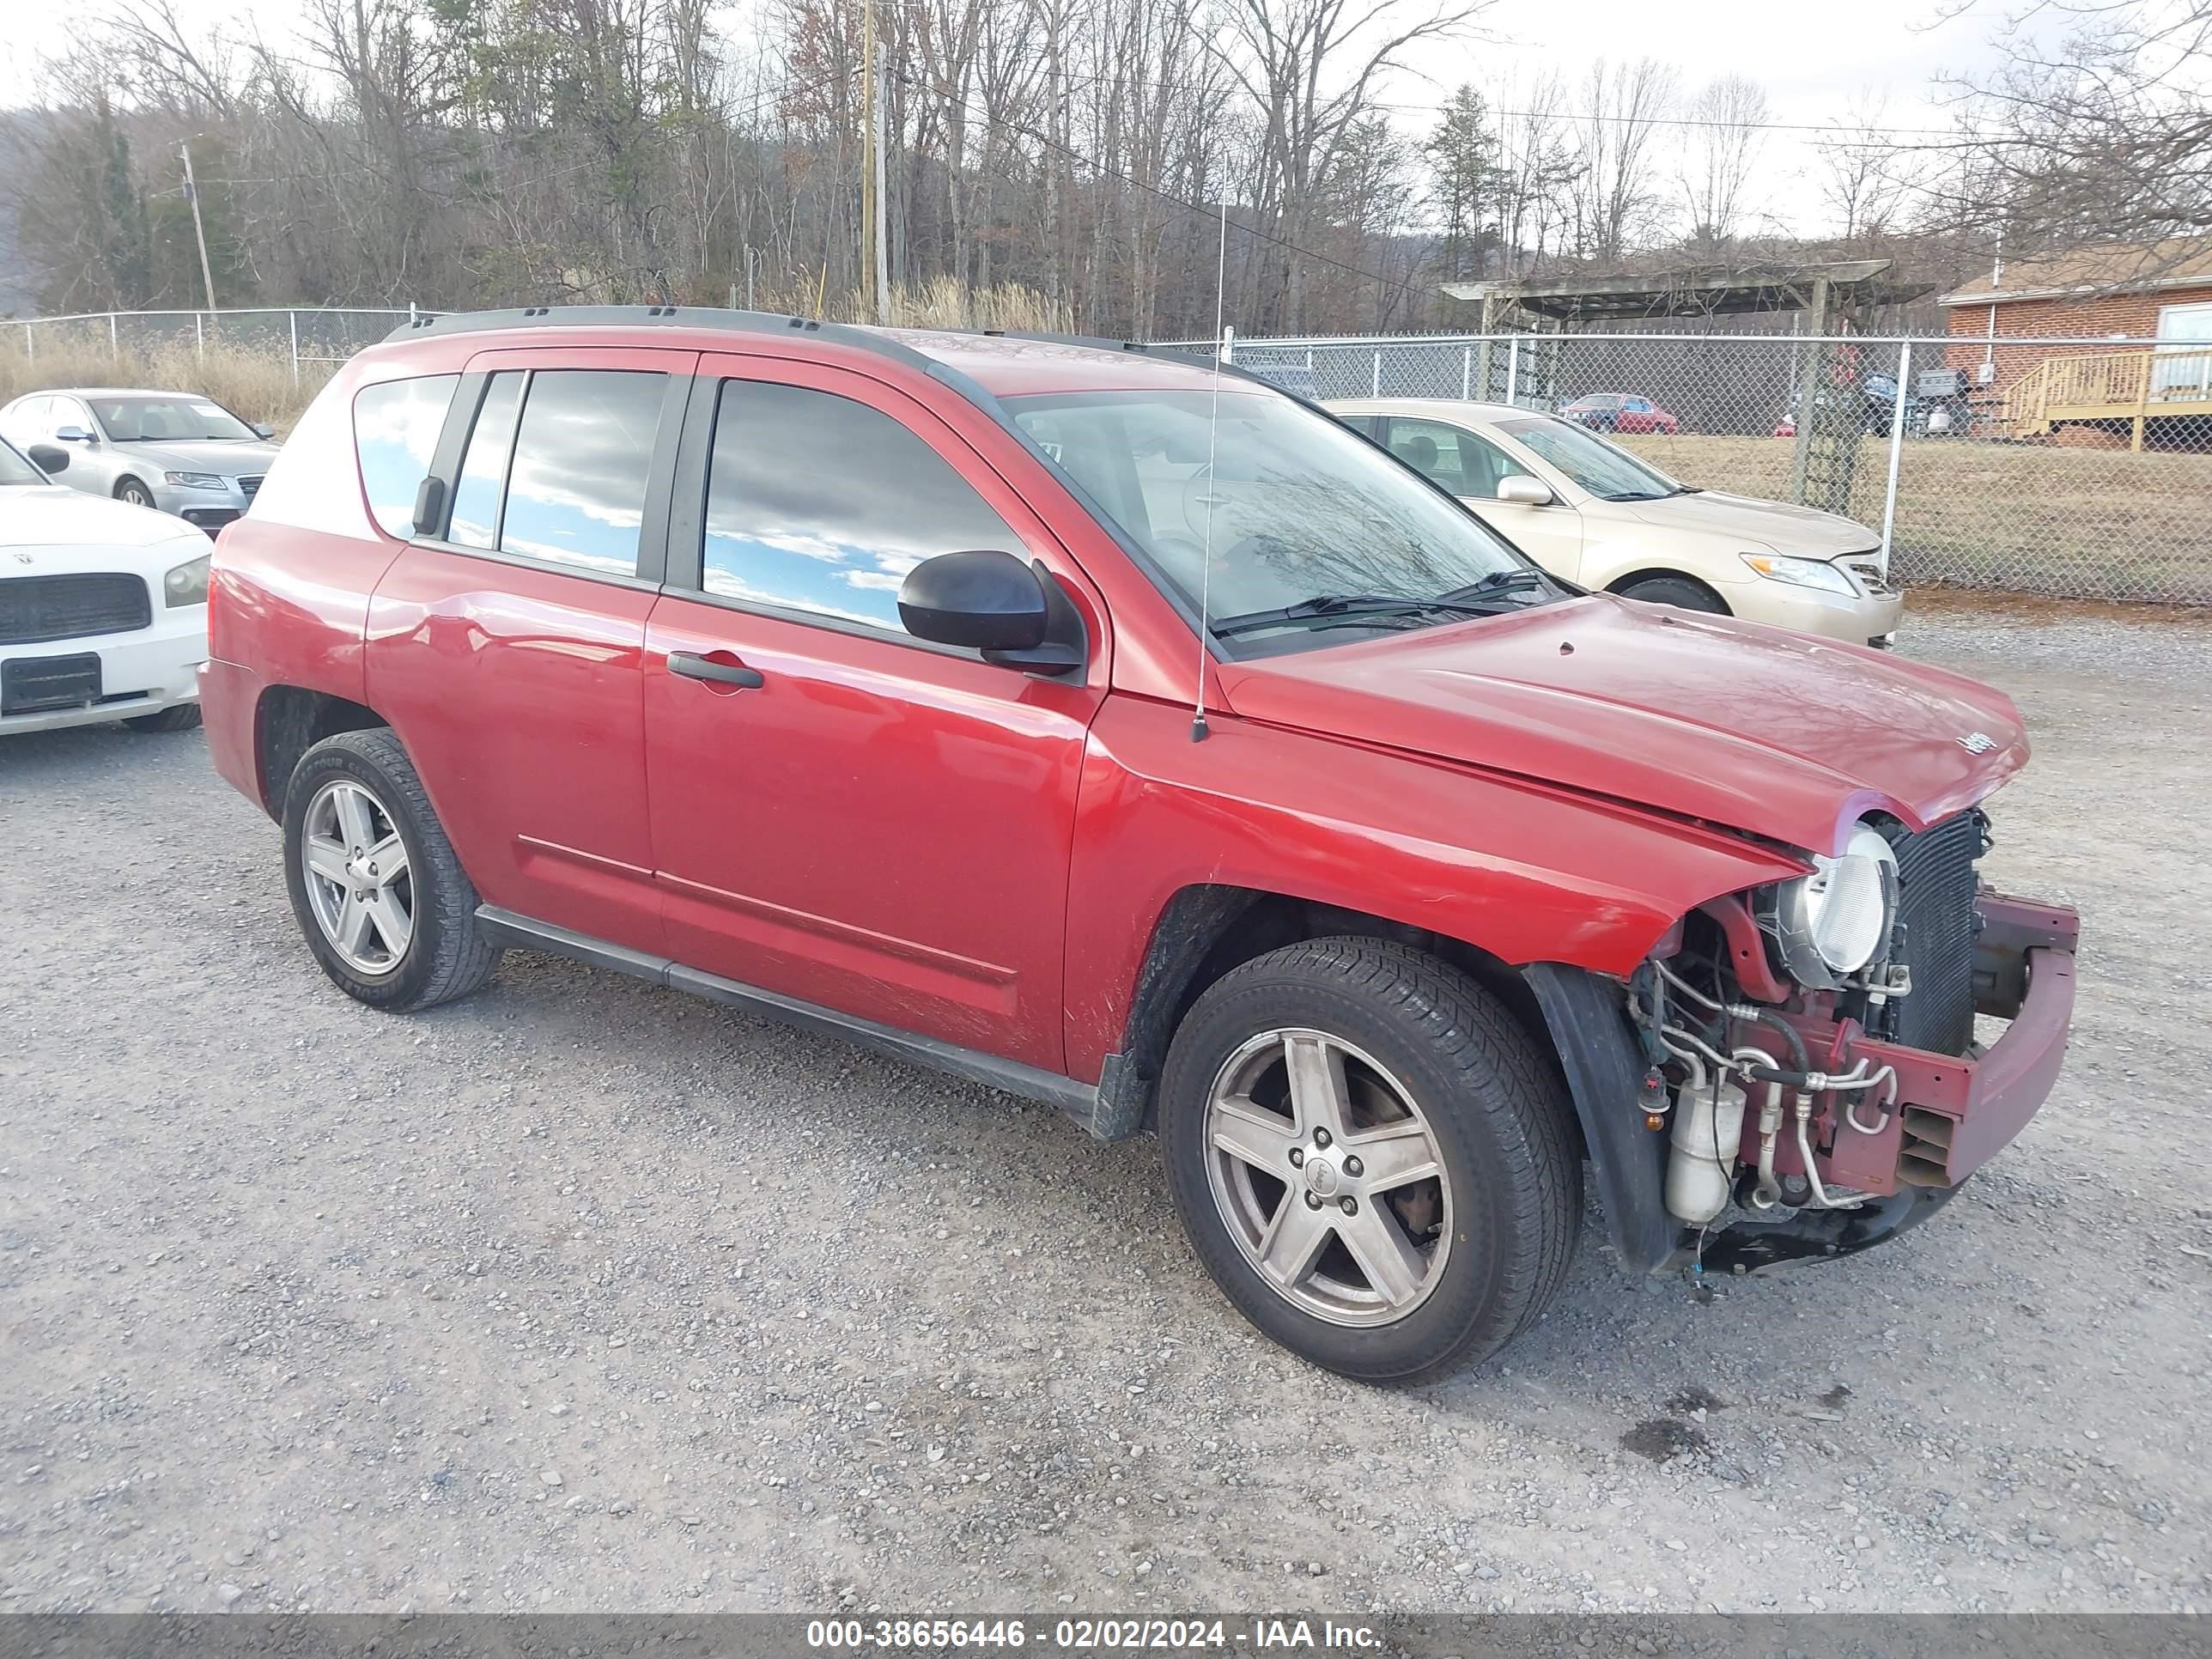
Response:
[1212,592,1514,639]
[1437,569,1548,603]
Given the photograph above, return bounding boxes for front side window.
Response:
[88,395,258,443]
[353,374,459,538]
[496,369,665,576]
[1009,389,1554,653]
[1498,416,1684,502]
[1385,417,1527,500]
[699,379,1019,635]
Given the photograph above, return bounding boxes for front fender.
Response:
[1062,696,1802,1088]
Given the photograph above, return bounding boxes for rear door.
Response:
[366,347,694,957]
[640,353,1110,1072]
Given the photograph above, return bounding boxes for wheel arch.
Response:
[254,684,389,817]
[112,474,153,501]
[1605,568,1733,614]
[1095,884,1679,1275]
[1094,884,1558,1142]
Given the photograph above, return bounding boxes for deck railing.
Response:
[2005,346,2212,442]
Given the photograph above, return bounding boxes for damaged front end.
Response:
[1627,806,2079,1274]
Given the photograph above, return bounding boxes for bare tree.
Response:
[1212,0,1487,330]
[1678,73,1767,250]
[1568,56,1676,260]
[1812,93,1923,244]
[1936,0,2212,267]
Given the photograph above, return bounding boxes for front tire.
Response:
[1160,939,1581,1383]
[115,478,155,509]
[1618,574,1728,614]
[124,703,202,732]
[282,728,501,1011]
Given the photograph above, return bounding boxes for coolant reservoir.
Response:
[1667,1079,1749,1226]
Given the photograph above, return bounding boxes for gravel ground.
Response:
[3,601,2208,1619]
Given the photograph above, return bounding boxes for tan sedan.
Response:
[1327,398,1905,646]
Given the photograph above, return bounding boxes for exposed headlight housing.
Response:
[163,471,228,490]
[1760,823,1899,988]
[164,552,211,607]
[1741,552,1856,596]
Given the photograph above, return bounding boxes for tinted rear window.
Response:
[353,375,458,538]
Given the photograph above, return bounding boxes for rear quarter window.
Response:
[353,374,459,538]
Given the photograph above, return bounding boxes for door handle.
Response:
[667,651,765,690]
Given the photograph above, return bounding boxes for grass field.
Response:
[1617,433,2212,604]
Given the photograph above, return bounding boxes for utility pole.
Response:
[861,0,890,324]
[179,140,219,318]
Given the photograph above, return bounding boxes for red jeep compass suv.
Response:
[203,308,2079,1381]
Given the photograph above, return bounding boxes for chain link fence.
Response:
[4,310,2207,603]
[5,307,431,383]
[1200,330,2212,606]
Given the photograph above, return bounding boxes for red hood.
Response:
[1216,595,2028,857]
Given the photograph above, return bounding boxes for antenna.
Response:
[1191,201,1230,743]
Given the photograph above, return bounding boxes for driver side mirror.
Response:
[897,550,1084,675]
[55,425,94,445]
[1496,474,1553,506]
[252,422,276,440]
[27,443,69,473]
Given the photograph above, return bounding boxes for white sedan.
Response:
[1328,397,1905,647]
[1,434,212,736]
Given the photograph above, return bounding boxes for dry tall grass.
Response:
[0,282,1073,439]
[730,274,1072,331]
[0,340,330,434]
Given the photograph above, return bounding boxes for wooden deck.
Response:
[2004,347,2212,447]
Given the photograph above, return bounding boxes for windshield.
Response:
[1500,416,1682,501]
[0,437,50,487]
[1007,389,1554,652]
[90,395,258,444]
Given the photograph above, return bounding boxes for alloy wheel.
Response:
[300,778,414,976]
[1202,1027,1454,1327]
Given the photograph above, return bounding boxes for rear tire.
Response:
[1159,938,1581,1383]
[124,703,202,732]
[282,727,502,1012]
[1618,574,1729,615]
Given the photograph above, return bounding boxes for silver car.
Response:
[0,386,280,537]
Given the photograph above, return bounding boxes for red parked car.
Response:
[1564,392,1680,434]
[202,310,2079,1382]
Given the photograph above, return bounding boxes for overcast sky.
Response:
[3,0,2024,238]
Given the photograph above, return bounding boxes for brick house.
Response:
[1942,239,2212,448]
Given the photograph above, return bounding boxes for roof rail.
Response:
[978,329,1305,400]
[382,304,949,377]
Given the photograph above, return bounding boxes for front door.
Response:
[641,355,1109,1073]
[1381,414,1584,581]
